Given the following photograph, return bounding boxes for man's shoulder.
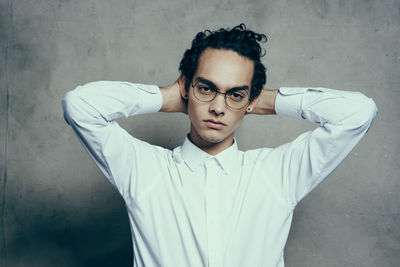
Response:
[241,146,274,160]
[127,136,174,161]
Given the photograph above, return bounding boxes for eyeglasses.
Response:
[191,80,250,110]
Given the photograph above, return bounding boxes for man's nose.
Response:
[209,93,226,115]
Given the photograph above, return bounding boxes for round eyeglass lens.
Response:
[226,90,249,109]
[193,83,215,101]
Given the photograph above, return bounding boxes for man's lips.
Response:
[204,119,226,130]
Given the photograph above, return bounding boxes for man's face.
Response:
[181,48,257,150]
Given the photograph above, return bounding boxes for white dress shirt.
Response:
[62,81,377,267]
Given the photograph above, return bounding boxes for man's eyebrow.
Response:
[227,86,250,93]
[195,77,217,89]
[195,77,249,92]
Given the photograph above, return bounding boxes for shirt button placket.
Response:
[205,158,222,267]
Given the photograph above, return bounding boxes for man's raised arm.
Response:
[61,81,169,199]
[256,87,377,208]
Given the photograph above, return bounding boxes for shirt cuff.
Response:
[275,87,308,119]
[135,84,163,115]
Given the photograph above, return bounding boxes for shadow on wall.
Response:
[5,199,132,267]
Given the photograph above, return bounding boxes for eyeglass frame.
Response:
[190,79,251,110]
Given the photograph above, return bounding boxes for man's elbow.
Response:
[357,97,378,133]
[61,89,82,125]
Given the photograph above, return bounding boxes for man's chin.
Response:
[198,131,229,144]
[189,125,234,147]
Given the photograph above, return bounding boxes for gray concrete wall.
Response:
[0,0,399,266]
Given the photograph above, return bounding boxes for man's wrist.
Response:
[274,87,307,119]
[250,89,278,115]
[160,82,187,113]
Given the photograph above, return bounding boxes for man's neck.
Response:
[188,132,234,156]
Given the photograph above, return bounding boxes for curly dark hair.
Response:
[178,23,267,101]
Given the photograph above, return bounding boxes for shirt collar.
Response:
[180,135,239,174]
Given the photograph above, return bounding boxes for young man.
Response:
[62,24,377,267]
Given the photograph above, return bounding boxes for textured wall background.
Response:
[1,0,399,266]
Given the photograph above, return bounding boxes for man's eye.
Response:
[229,92,245,101]
[198,86,213,94]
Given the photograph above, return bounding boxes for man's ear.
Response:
[178,75,188,100]
[246,94,260,113]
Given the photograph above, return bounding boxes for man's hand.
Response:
[246,89,278,115]
[160,76,188,114]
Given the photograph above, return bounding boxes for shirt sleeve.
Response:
[61,81,164,200]
[269,87,378,208]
